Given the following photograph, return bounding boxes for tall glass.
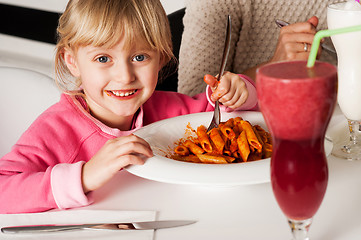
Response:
[328,2,361,160]
[257,61,337,240]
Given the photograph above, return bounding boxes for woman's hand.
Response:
[204,72,249,109]
[243,16,322,80]
[271,16,321,62]
[81,134,153,193]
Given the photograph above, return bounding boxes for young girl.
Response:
[0,0,257,213]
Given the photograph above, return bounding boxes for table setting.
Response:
[1,106,361,240]
[2,1,361,240]
[0,209,157,240]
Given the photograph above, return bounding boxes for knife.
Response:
[1,220,196,234]
[275,19,337,54]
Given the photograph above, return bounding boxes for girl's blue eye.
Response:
[97,56,109,63]
[133,55,146,62]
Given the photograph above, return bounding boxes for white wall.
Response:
[160,0,185,14]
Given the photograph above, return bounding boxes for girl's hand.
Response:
[81,134,153,193]
[204,72,249,109]
[271,16,321,62]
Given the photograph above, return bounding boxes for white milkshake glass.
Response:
[328,1,361,160]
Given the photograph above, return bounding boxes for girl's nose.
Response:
[112,63,135,84]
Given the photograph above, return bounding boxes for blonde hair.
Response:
[55,0,175,91]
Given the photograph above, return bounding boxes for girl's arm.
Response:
[0,148,91,213]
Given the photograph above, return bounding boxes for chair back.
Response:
[0,67,60,157]
[156,7,185,92]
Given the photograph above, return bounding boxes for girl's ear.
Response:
[63,49,80,77]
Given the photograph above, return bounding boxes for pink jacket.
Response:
[0,77,257,213]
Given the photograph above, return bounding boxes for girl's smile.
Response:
[105,89,140,98]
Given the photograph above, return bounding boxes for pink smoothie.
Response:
[256,61,337,220]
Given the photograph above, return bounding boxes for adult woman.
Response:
[178,0,341,96]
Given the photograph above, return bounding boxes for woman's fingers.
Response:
[281,21,317,35]
[280,32,316,46]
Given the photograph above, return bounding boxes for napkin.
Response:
[0,209,156,240]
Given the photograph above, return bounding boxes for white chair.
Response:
[0,67,61,157]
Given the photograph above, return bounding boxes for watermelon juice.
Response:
[256,61,337,220]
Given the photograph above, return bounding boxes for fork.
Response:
[207,15,232,132]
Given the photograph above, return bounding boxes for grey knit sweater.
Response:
[178,0,343,96]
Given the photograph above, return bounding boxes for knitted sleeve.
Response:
[178,0,244,96]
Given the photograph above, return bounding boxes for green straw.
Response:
[307,24,361,68]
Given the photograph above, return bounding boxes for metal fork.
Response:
[207,15,232,132]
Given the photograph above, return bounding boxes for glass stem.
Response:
[288,218,312,240]
[344,120,361,152]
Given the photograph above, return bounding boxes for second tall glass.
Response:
[328,2,361,160]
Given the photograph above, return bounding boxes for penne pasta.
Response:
[224,149,232,156]
[197,153,235,164]
[224,155,236,163]
[197,125,213,152]
[219,123,236,140]
[254,125,272,144]
[232,124,241,136]
[262,142,273,158]
[253,125,265,154]
[247,151,262,161]
[229,137,239,153]
[208,128,225,154]
[232,151,240,158]
[237,130,251,162]
[234,117,243,124]
[170,117,273,164]
[220,130,229,146]
[224,118,234,128]
[174,145,190,156]
[183,140,205,155]
[240,121,262,153]
[174,154,202,163]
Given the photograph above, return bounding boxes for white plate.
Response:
[125,111,333,186]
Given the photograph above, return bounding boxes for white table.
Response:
[82,106,361,240]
